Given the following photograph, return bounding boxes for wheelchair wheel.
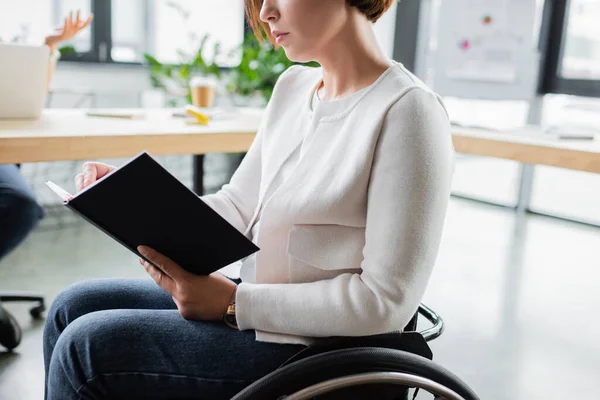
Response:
[232,347,479,400]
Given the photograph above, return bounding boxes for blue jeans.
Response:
[43,278,305,400]
[0,164,44,261]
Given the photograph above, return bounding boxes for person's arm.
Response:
[45,48,60,92]
[44,10,93,92]
[200,123,265,235]
[235,88,455,337]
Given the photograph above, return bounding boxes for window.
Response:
[112,0,245,65]
[111,0,147,63]
[542,0,600,97]
[560,0,600,80]
[54,0,93,54]
[0,0,53,44]
[53,0,245,65]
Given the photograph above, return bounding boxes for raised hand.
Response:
[45,10,94,52]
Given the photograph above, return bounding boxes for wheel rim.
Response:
[283,371,466,400]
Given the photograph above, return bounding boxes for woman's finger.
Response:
[83,162,115,181]
[75,9,81,24]
[80,14,93,29]
[138,246,185,281]
[82,162,97,187]
[141,258,175,294]
[75,173,84,192]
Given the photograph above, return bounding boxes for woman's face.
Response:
[260,0,349,63]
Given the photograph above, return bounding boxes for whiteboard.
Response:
[430,0,540,100]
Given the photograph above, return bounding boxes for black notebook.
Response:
[46,152,259,275]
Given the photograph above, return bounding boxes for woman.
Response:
[44,0,454,399]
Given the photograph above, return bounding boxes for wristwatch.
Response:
[223,288,238,329]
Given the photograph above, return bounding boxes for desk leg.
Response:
[516,163,535,213]
[193,154,204,195]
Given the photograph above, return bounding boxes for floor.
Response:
[1,198,599,399]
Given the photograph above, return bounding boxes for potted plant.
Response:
[143,33,222,107]
[226,32,319,106]
[142,1,224,107]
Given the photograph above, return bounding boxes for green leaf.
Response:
[179,64,190,79]
[143,53,162,66]
[58,45,77,56]
[198,33,209,53]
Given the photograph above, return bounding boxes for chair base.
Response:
[0,291,45,321]
[0,291,44,303]
[0,292,45,350]
[0,304,22,351]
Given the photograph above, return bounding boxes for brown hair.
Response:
[348,0,397,23]
[245,0,397,41]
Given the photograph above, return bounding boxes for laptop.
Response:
[0,44,50,119]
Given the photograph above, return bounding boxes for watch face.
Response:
[224,303,237,328]
[224,313,238,328]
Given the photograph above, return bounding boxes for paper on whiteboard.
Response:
[443,0,531,83]
[446,36,519,82]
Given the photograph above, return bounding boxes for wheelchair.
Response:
[232,304,480,400]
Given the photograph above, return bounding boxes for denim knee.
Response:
[47,312,103,396]
[46,281,97,331]
[0,190,44,259]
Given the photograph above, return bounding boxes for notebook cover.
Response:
[66,152,259,275]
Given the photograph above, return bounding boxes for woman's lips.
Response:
[274,32,289,45]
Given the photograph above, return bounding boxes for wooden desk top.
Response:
[453,126,600,174]
[0,108,263,164]
[1,108,599,174]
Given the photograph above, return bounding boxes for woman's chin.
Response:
[280,46,313,64]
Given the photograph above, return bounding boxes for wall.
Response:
[50,62,150,108]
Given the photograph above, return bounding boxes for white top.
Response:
[202,61,455,344]
[240,140,301,282]
[241,78,378,283]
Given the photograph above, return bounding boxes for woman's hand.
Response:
[75,162,117,192]
[138,246,237,321]
[45,10,94,52]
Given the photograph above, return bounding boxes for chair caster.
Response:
[29,302,46,319]
[0,306,22,351]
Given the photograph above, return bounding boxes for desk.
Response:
[0,108,262,164]
[1,108,599,191]
[0,108,263,194]
[452,126,600,175]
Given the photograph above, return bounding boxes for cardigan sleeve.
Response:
[235,88,455,337]
[200,122,264,235]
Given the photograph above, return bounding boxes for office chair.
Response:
[0,293,45,351]
[233,304,479,400]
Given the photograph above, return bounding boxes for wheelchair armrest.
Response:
[418,303,444,342]
[279,303,444,368]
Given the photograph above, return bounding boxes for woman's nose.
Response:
[259,0,279,23]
